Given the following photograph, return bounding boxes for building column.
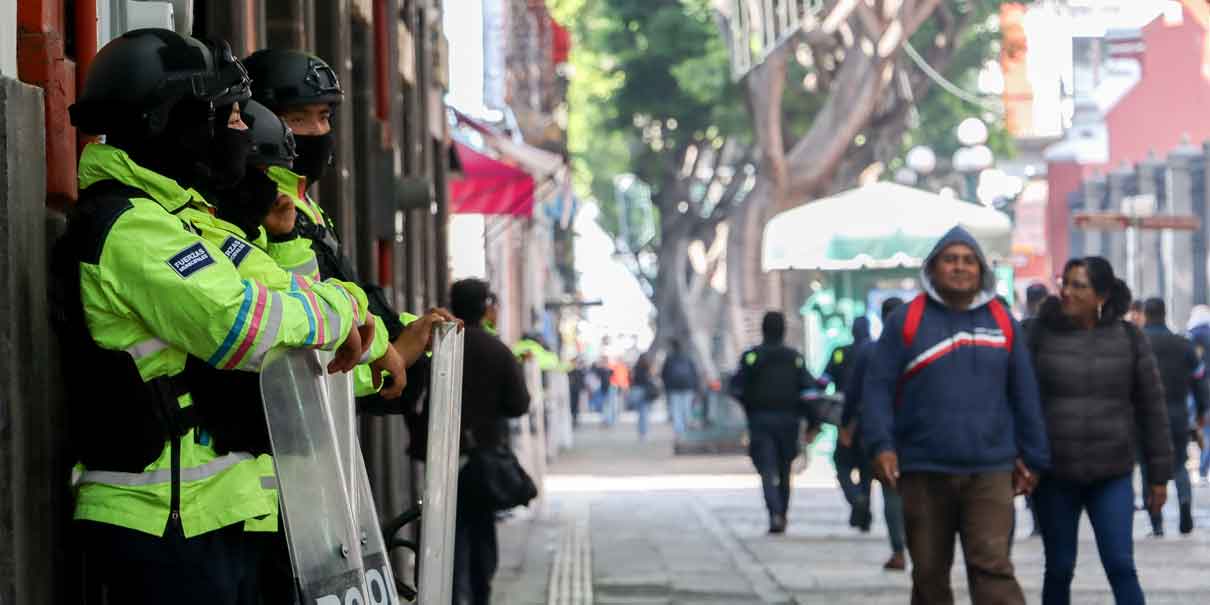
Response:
[1135,156,1165,301]
[1082,173,1109,259]
[1170,142,1207,319]
[1106,164,1136,284]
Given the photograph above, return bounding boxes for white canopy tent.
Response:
[762,181,1013,272]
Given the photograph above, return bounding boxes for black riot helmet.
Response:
[243,49,344,112]
[242,100,296,169]
[70,29,250,138]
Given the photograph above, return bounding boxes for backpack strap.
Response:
[901,294,928,348]
[988,298,1014,351]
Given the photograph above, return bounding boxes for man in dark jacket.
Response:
[661,339,700,435]
[730,311,822,534]
[1141,297,1208,535]
[862,226,1050,605]
[450,278,530,605]
[829,317,873,531]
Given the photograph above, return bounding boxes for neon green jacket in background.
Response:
[73,143,352,538]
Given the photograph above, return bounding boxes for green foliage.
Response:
[899,1,1016,164]
[562,0,747,248]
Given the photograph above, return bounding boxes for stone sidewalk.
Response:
[493,414,1210,604]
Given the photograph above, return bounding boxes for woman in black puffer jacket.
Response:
[1028,256,1171,605]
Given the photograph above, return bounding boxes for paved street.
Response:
[493,410,1210,604]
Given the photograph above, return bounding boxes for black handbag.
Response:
[463,446,538,511]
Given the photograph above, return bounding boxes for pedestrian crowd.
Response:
[728,225,1210,605]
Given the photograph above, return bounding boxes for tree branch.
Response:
[745,46,790,191]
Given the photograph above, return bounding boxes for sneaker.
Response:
[769,514,787,534]
[1181,503,1194,534]
[883,552,906,571]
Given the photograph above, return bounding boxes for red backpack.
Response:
[896,294,1014,405]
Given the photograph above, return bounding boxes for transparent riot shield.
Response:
[326,365,401,605]
[521,359,547,510]
[418,323,465,605]
[260,349,368,603]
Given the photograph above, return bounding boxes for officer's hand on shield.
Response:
[370,342,408,399]
[394,308,461,366]
[328,319,364,373]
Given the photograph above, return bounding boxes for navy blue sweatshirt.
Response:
[861,227,1050,474]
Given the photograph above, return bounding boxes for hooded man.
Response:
[861,226,1050,605]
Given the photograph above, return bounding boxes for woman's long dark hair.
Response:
[1065,256,1132,325]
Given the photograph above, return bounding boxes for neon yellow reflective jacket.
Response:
[514,338,560,371]
[262,165,397,392]
[73,143,351,538]
[178,209,375,533]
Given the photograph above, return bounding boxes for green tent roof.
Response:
[762,182,1012,272]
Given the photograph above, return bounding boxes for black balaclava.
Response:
[115,101,252,191]
[291,132,335,185]
[213,168,279,240]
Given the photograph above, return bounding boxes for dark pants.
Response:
[834,439,872,516]
[899,471,1024,605]
[454,471,499,605]
[80,521,251,605]
[239,526,299,605]
[747,411,800,517]
[1033,474,1144,605]
[1141,420,1192,509]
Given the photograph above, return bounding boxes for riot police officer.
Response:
[57,29,366,604]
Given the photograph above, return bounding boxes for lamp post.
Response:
[953,118,993,202]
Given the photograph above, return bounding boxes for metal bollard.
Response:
[419,323,465,605]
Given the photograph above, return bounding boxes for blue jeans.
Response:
[603,387,620,426]
[631,388,651,439]
[882,483,906,554]
[747,411,800,517]
[667,390,694,434]
[1033,474,1144,605]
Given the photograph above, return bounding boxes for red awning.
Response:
[449,142,536,216]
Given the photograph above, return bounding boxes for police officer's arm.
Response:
[98,204,354,371]
[727,352,750,403]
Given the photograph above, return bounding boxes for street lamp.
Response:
[952,118,993,202]
[899,145,936,188]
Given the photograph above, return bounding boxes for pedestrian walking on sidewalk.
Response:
[630,353,659,440]
[450,279,532,605]
[842,297,907,570]
[730,311,822,534]
[862,226,1051,605]
[661,339,700,435]
[828,317,873,532]
[1027,258,1171,605]
[1140,297,1208,536]
[1020,282,1051,538]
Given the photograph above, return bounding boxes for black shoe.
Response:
[1181,503,1194,534]
[1150,513,1165,537]
[857,507,873,533]
[769,514,787,534]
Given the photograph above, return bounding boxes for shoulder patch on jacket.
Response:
[167,243,215,278]
[220,236,252,267]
